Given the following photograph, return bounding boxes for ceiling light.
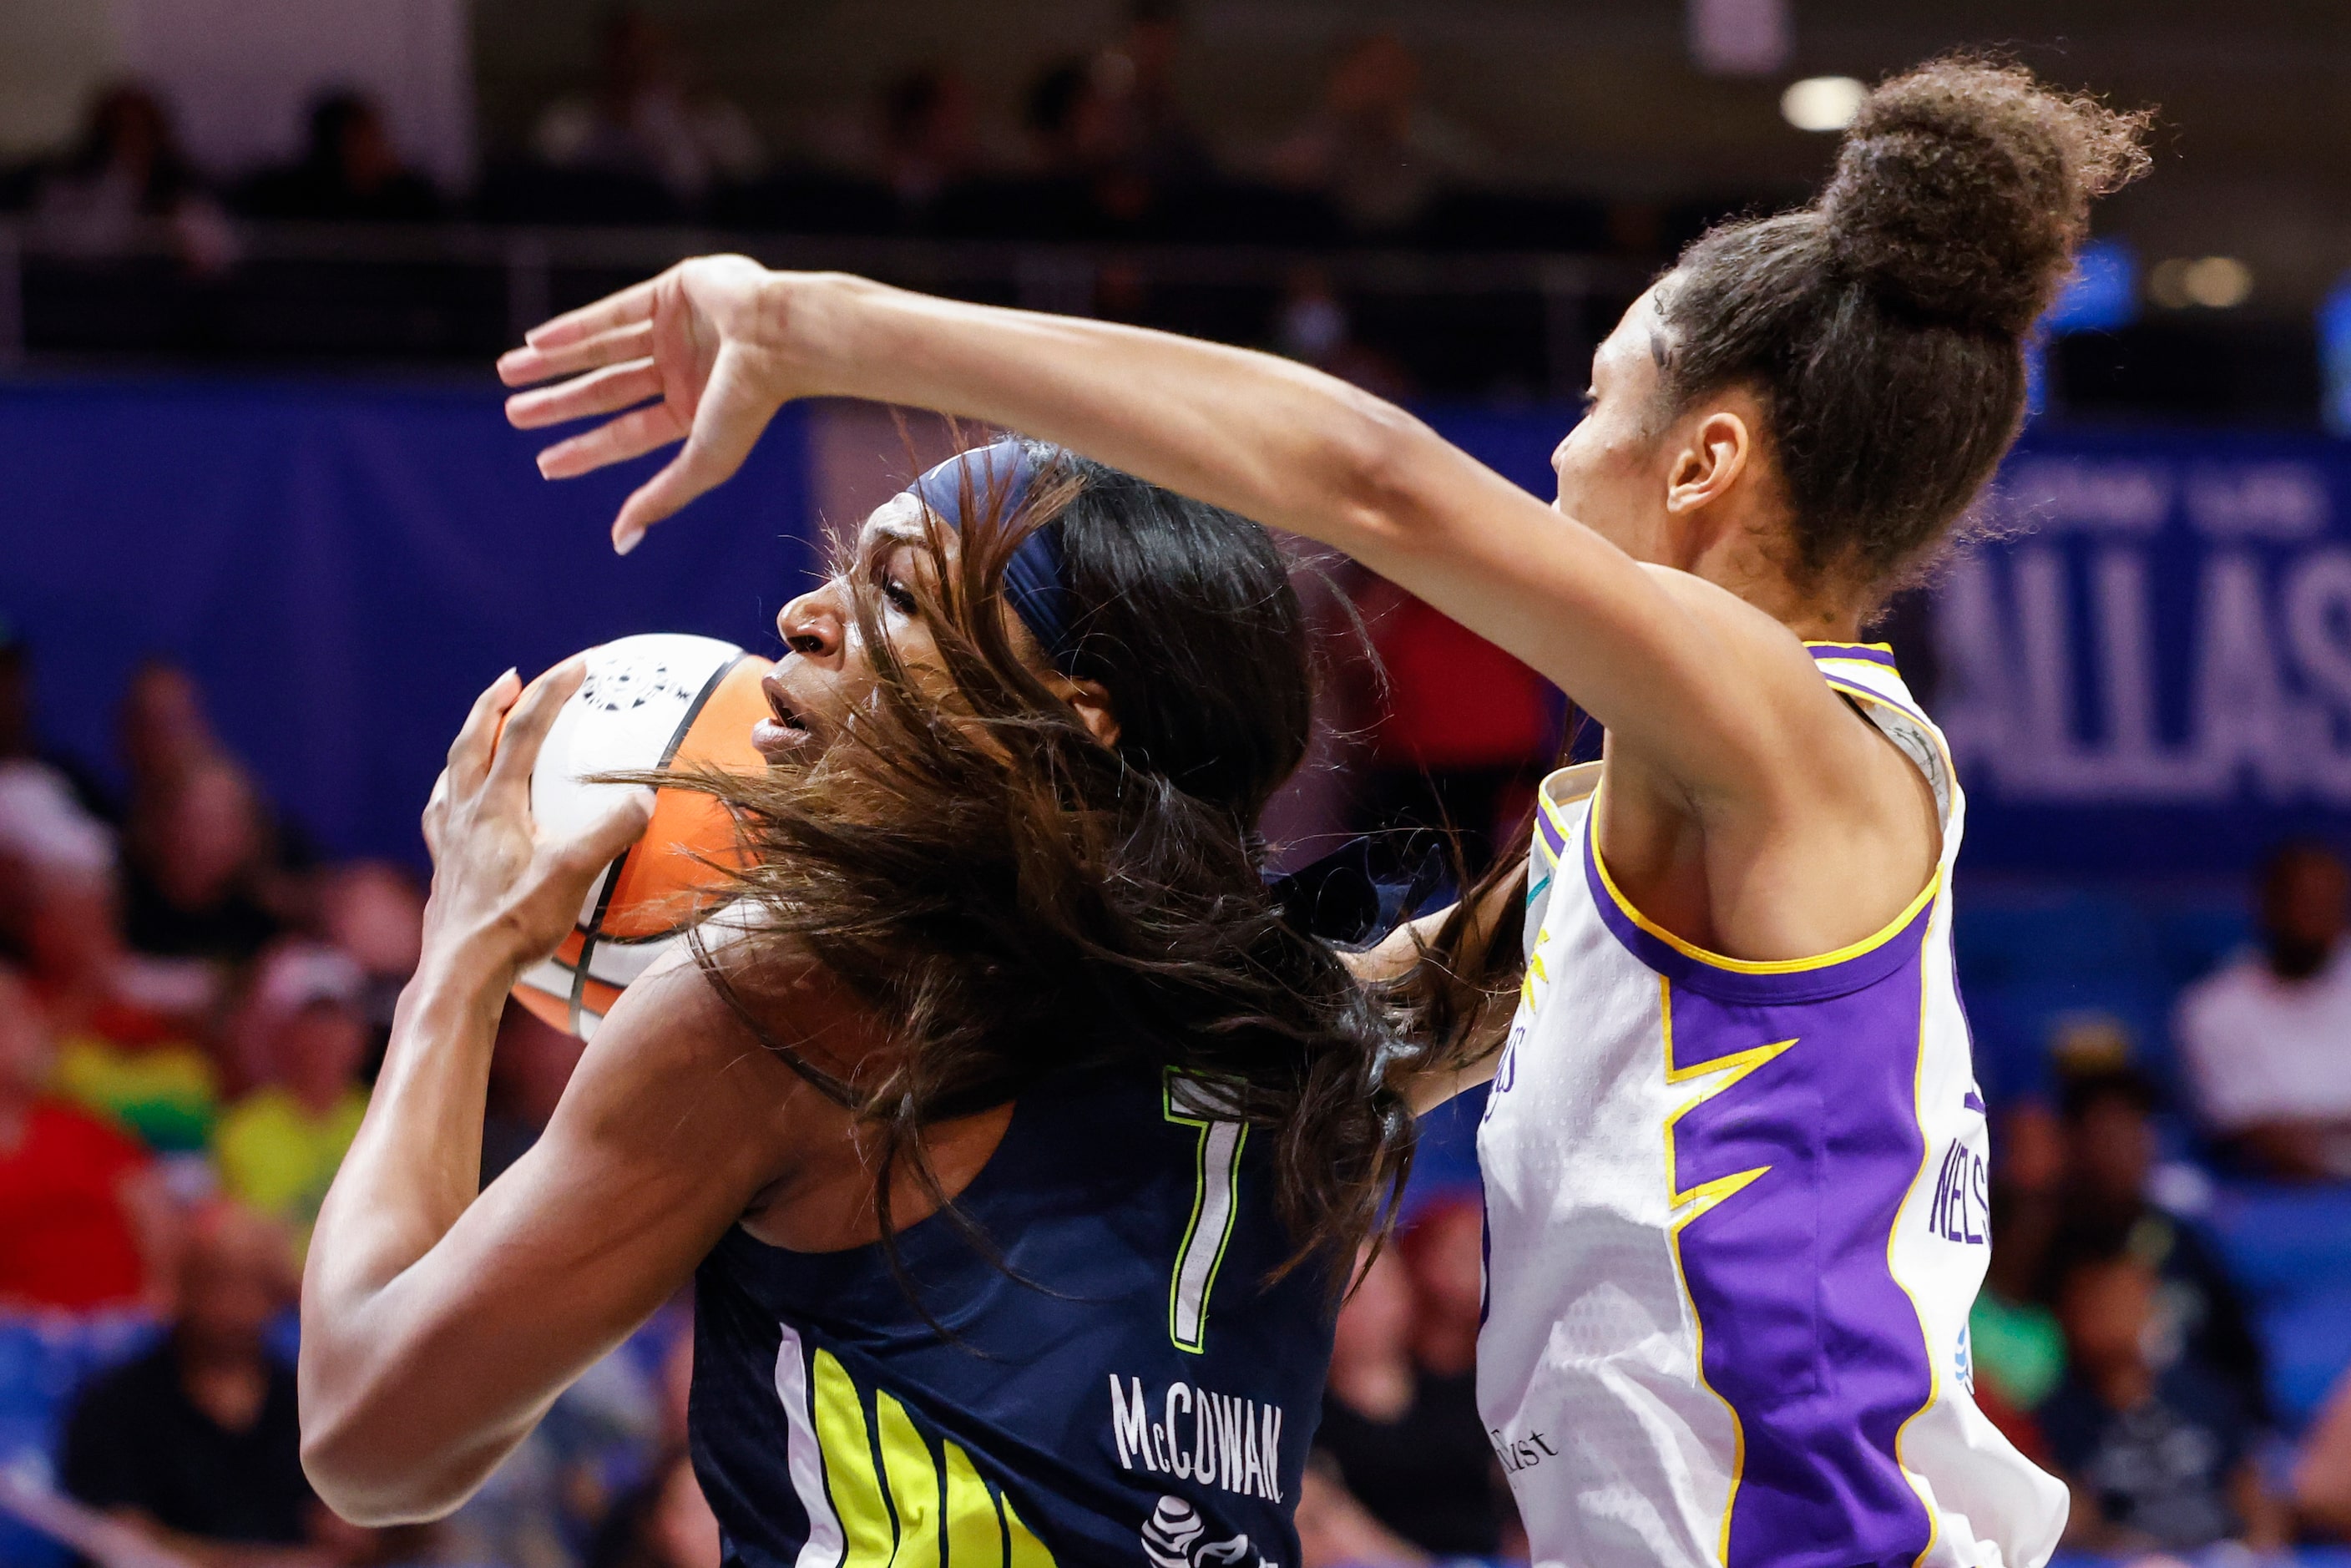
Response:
[1781,76,1865,133]
[2182,256,2252,309]
[2150,256,2252,310]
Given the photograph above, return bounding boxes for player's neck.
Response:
[1687,527,1868,644]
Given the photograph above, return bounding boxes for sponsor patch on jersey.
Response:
[1141,1495,1277,1568]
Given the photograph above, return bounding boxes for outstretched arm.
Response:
[298,665,796,1523]
[498,264,1820,810]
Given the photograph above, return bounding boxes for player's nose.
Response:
[776,581,846,662]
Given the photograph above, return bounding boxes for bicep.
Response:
[1333,428,1820,802]
[304,962,789,1512]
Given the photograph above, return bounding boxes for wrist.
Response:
[761,270,863,397]
[402,945,516,1019]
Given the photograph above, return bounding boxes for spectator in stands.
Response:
[589,1449,720,1568]
[31,83,233,274]
[60,1201,407,1563]
[214,943,369,1243]
[118,659,214,820]
[1312,1241,1502,1559]
[2177,839,2351,1181]
[0,964,168,1311]
[1970,1103,2067,1451]
[316,861,425,1065]
[237,90,441,223]
[585,1334,715,1568]
[533,10,762,208]
[2293,1363,2351,1538]
[1263,33,1489,235]
[25,863,221,1153]
[875,66,983,217]
[2052,1065,2269,1422]
[121,754,290,964]
[1025,54,1158,232]
[2040,1241,2288,1555]
[1093,1,1211,186]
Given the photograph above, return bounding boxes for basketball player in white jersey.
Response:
[497,55,2146,1568]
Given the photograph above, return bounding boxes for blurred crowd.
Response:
[0,624,705,1568]
[0,7,1657,395]
[20,593,2351,1565]
[0,8,1543,253]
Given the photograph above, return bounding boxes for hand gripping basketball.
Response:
[420,661,655,985]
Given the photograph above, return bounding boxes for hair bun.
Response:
[1820,58,2151,337]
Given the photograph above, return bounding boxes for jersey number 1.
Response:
[1164,1074,1247,1354]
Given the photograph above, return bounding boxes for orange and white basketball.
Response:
[513,633,773,1039]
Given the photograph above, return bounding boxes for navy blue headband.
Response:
[905,439,1080,674]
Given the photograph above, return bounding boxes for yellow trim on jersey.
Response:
[1586,785,1944,974]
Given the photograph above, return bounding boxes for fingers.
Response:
[498,321,655,390]
[445,670,522,790]
[536,401,688,480]
[487,657,585,799]
[562,786,657,876]
[612,345,777,554]
[505,357,664,431]
[516,276,663,355]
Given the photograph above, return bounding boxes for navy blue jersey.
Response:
[690,1063,1337,1568]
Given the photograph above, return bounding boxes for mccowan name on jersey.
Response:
[1109,1375,1288,1503]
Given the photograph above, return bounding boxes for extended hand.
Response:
[420,662,654,983]
[498,255,800,554]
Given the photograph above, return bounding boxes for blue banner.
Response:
[7,380,2348,878]
[2,376,815,863]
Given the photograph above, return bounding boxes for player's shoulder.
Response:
[1636,563,1883,771]
[568,933,882,1165]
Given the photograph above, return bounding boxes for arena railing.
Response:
[0,216,1650,396]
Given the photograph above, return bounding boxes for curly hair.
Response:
[1657,56,2152,593]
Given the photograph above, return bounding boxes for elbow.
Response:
[300,1386,483,1527]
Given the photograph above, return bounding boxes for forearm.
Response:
[302,960,503,1379]
[797,274,1440,563]
[788,275,1775,782]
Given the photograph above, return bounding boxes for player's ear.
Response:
[1663,407,1752,518]
[1054,676,1121,747]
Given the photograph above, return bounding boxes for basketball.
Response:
[512,633,773,1039]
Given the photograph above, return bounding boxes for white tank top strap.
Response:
[1806,641,1957,842]
[1524,761,1600,961]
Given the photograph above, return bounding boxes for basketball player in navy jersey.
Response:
[298,441,1470,1567]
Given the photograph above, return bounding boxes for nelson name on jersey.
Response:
[1110,1375,1288,1504]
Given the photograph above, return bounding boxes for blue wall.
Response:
[10,377,2351,878]
[3,375,816,862]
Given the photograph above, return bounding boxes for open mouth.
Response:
[752,675,816,756]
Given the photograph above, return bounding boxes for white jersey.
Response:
[1476,644,2066,1568]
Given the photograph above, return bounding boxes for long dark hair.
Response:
[1657,57,2150,594]
[654,441,1423,1281]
